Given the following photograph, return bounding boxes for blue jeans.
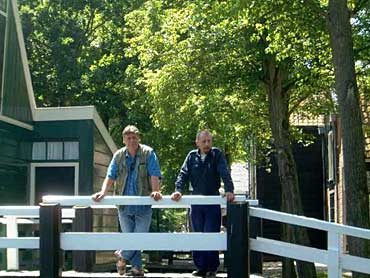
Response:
[190,205,221,272]
[117,206,152,269]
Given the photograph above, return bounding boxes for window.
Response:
[32,141,79,161]
[32,142,46,160]
[327,130,335,182]
[64,141,79,160]
[329,190,335,222]
[47,142,63,160]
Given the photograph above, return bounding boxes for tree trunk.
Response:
[327,1,370,277]
[263,55,317,278]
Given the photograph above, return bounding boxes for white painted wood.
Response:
[0,237,39,249]
[0,115,33,130]
[30,162,79,205]
[0,218,72,224]
[0,206,39,217]
[250,207,370,239]
[34,106,118,154]
[61,232,227,251]
[0,0,9,115]
[12,0,37,119]
[6,217,19,270]
[342,254,370,274]
[327,232,341,278]
[43,195,255,207]
[249,237,327,264]
[0,207,73,218]
[34,106,95,121]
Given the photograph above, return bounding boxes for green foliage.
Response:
[150,208,188,232]
[18,0,342,192]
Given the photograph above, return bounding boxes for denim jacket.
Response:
[175,147,234,195]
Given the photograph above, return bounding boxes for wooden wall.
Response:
[92,127,118,268]
[256,126,326,251]
[0,121,32,205]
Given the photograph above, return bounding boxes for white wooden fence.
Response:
[249,207,370,277]
[1,196,370,278]
[0,207,75,270]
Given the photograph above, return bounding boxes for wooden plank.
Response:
[43,195,253,207]
[250,237,327,264]
[93,164,108,179]
[250,207,370,239]
[94,151,111,167]
[61,232,227,251]
[0,271,230,277]
[0,237,39,249]
[341,254,370,274]
[0,207,39,217]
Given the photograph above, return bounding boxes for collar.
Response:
[196,148,211,157]
[124,144,141,158]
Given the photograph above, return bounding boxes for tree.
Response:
[302,0,370,277]
[125,3,335,277]
[328,1,370,277]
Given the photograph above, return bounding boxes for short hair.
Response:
[122,125,140,137]
[196,130,212,140]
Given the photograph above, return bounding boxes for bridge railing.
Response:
[1,195,254,278]
[3,196,370,278]
[249,207,370,278]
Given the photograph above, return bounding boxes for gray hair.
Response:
[196,130,212,140]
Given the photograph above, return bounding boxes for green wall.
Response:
[33,120,95,194]
[0,121,32,205]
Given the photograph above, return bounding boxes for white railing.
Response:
[41,195,252,252]
[0,207,75,270]
[42,195,254,207]
[249,207,370,278]
[0,195,253,269]
[2,196,370,278]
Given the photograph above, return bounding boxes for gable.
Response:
[0,0,35,124]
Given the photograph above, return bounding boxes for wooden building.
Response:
[249,122,327,251]
[324,109,370,226]
[0,0,118,268]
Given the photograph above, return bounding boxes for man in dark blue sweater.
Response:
[171,130,234,277]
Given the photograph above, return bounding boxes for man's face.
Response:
[196,133,213,154]
[123,133,139,150]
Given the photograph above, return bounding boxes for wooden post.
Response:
[72,206,94,271]
[6,216,19,270]
[40,203,61,278]
[327,231,341,278]
[250,215,263,274]
[227,202,249,278]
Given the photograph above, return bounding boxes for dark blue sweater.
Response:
[175,147,234,195]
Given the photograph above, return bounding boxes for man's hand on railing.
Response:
[91,191,105,202]
[150,191,162,201]
[224,192,235,202]
[171,191,182,201]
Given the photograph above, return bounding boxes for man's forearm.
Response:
[101,177,114,194]
[151,176,160,192]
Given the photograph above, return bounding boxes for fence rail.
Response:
[249,207,370,277]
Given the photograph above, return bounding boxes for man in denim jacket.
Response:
[171,130,234,277]
[93,125,162,276]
